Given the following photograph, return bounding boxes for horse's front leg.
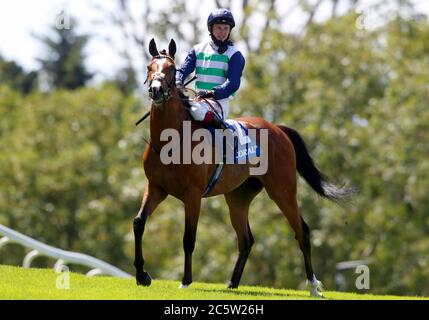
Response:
[180,195,201,288]
[134,184,167,286]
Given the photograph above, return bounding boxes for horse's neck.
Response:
[149,94,188,149]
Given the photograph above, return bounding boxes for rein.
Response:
[136,76,196,126]
[137,55,224,156]
[139,55,191,155]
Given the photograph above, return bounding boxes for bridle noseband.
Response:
[146,55,177,103]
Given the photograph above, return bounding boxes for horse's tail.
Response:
[278,125,356,202]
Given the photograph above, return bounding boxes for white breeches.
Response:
[189,98,229,121]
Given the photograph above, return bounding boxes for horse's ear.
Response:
[168,39,176,59]
[149,38,159,57]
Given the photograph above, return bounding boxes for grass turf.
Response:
[0,265,426,300]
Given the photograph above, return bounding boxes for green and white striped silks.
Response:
[194,42,238,96]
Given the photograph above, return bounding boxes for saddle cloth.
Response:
[206,119,260,164]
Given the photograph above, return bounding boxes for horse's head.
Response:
[146,38,177,106]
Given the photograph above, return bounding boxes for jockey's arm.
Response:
[176,48,196,85]
[212,51,245,100]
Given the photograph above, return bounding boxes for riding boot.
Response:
[203,111,227,129]
[211,114,227,130]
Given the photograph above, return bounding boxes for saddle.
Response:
[202,119,260,196]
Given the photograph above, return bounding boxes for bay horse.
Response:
[133,38,354,298]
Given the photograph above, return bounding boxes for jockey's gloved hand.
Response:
[196,90,215,99]
[176,80,185,93]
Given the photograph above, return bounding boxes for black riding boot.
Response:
[211,114,227,130]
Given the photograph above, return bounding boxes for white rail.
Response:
[0,224,132,278]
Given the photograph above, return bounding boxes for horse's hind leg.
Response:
[224,178,263,289]
[299,217,323,297]
[264,179,323,297]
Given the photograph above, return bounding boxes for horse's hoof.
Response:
[227,281,238,289]
[310,289,324,298]
[307,276,324,298]
[136,272,152,286]
[179,281,192,289]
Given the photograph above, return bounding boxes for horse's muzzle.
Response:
[149,85,164,104]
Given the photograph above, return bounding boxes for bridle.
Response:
[145,55,224,120]
[145,55,177,103]
[141,53,224,154]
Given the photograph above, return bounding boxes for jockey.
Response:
[175,8,245,129]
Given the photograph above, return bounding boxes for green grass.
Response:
[0,265,426,300]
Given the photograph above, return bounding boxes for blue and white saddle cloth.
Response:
[202,119,260,196]
[206,119,260,164]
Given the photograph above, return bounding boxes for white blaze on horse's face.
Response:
[150,60,167,90]
[151,72,165,89]
[149,59,170,103]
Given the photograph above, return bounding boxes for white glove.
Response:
[176,81,184,92]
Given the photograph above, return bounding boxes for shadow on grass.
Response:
[196,287,315,299]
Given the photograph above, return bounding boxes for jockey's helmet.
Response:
[207,8,235,31]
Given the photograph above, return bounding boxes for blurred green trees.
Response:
[1,9,428,296]
[0,85,146,271]
[234,12,429,295]
[36,18,93,90]
[0,56,38,94]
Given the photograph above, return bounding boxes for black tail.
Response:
[278,125,357,202]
